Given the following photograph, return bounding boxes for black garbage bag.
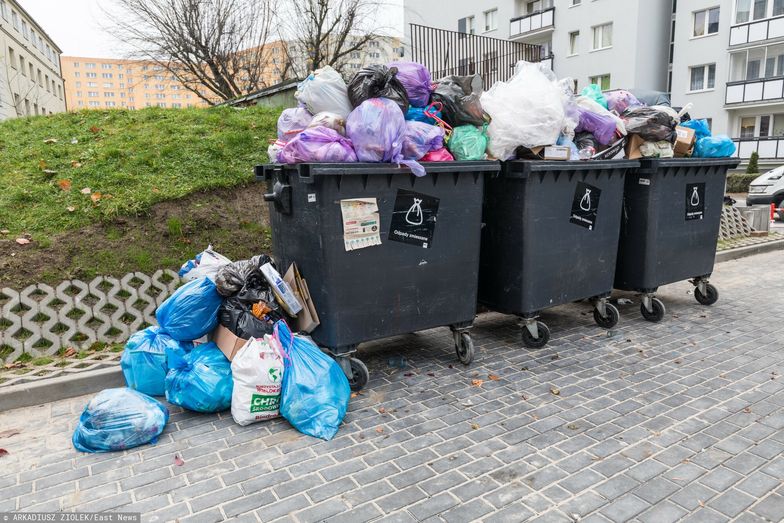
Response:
[347,65,409,114]
[430,75,486,127]
[218,297,282,339]
[628,89,671,107]
[214,254,273,299]
[621,107,677,143]
[574,132,599,151]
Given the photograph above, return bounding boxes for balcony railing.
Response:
[729,14,784,46]
[726,75,784,104]
[510,7,555,40]
[733,136,784,159]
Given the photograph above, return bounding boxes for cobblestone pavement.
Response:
[1,251,783,523]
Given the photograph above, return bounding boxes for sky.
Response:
[19,0,405,59]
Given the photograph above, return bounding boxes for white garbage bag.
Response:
[178,246,232,282]
[230,337,285,426]
[295,66,353,119]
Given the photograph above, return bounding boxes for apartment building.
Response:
[0,0,65,120]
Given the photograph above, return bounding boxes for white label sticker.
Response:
[638,178,651,186]
[307,193,316,203]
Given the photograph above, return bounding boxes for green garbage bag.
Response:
[580,84,608,110]
[447,125,488,161]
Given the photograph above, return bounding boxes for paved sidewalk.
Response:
[1,251,783,523]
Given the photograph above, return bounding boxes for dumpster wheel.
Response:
[346,357,369,392]
[455,332,475,365]
[521,321,550,349]
[694,283,719,306]
[640,298,666,323]
[593,303,619,329]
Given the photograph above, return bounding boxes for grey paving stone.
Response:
[439,498,494,523]
[306,476,357,503]
[669,482,719,511]
[599,493,651,523]
[699,466,744,492]
[751,493,784,522]
[324,503,382,523]
[707,487,757,518]
[294,498,349,523]
[633,477,681,505]
[375,486,427,513]
[637,500,688,523]
[221,490,276,518]
[737,471,782,498]
[407,492,460,520]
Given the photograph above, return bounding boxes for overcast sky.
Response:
[19,0,405,59]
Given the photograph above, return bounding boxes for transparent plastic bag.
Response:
[278,126,358,164]
[72,388,169,453]
[275,321,350,440]
[402,121,444,160]
[695,135,736,158]
[388,61,433,107]
[231,337,284,425]
[348,64,409,114]
[295,66,353,118]
[447,125,488,161]
[165,342,233,413]
[277,108,313,143]
[121,326,193,396]
[580,84,608,109]
[307,112,346,136]
[178,245,232,282]
[155,277,222,341]
[575,96,627,136]
[575,108,617,146]
[267,140,285,163]
[605,90,643,114]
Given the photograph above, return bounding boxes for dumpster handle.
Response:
[264,180,292,214]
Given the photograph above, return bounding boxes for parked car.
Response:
[747,166,784,220]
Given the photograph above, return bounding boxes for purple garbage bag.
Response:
[605,90,643,114]
[277,108,313,143]
[388,61,433,108]
[346,98,425,176]
[278,126,357,164]
[575,108,617,146]
[402,121,444,160]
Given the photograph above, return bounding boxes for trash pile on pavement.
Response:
[267,60,735,169]
[74,248,349,453]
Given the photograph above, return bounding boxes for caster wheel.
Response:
[640,298,666,322]
[694,283,719,306]
[594,303,620,329]
[455,332,474,365]
[521,321,550,349]
[347,357,369,391]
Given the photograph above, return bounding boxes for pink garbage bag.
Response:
[605,90,643,114]
[278,126,357,164]
[421,148,454,162]
[277,108,313,143]
[575,108,617,146]
[402,121,444,160]
[388,61,433,108]
[346,98,425,176]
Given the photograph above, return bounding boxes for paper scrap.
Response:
[340,198,382,251]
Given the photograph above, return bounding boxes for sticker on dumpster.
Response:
[389,189,440,248]
[686,183,706,221]
[570,182,602,230]
[340,198,382,251]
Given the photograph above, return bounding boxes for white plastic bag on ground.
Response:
[295,66,353,119]
[179,246,232,282]
[231,337,285,426]
[481,62,565,159]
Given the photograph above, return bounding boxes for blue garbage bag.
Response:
[121,326,193,396]
[405,106,442,125]
[165,342,233,413]
[155,277,222,341]
[275,321,350,440]
[72,388,169,453]
[694,135,736,158]
[681,119,712,140]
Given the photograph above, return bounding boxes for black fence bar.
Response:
[410,23,543,90]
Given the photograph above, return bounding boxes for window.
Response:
[158,102,166,108]
[29,63,33,78]
[88,91,98,97]
[102,73,113,79]
[736,0,784,22]
[52,80,56,92]
[118,73,124,79]
[484,9,498,31]
[589,74,611,90]
[572,0,581,4]
[689,63,716,91]
[86,72,97,78]
[21,20,28,39]
[741,116,756,137]
[0,1,7,21]
[75,81,81,88]
[73,62,79,67]
[171,93,180,99]
[105,101,116,107]
[120,92,126,98]
[37,69,42,86]
[755,0,768,19]
[103,82,113,88]
[74,72,80,78]
[693,7,720,37]
[89,101,100,107]
[19,55,25,74]
[776,0,784,16]
[171,85,179,90]
[45,75,50,91]
[350,51,360,59]
[156,93,166,99]
[172,103,182,108]
[33,103,38,115]
[8,47,14,68]
[101,63,112,69]
[119,83,125,88]
[87,82,97,87]
[76,91,82,97]
[569,31,580,55]
[592,23,613,50]
[11,9,18,30]
[104,91,114,98]
[86,63,96,69]
[155,75,164,81]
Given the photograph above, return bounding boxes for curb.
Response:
[716,238,784,263]
[0,367,124,412]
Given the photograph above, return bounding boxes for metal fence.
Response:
[409,24,543,89]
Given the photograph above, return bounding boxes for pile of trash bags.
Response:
[78,247,351,453]
[268,60,735,167]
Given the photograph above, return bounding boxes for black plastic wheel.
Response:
[594,303,620,329]
[455,332,474,365]
[521,321,550,349]
[694,283,719,306]
[347,357,369,391]
[640,298,666,322]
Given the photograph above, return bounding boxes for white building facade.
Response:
[0,0,65,120]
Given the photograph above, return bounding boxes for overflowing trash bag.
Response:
[388,61,433,107]
[165,342,233,413]
[402,121,445,160]
[431,75,485,127]
[121,326,193,396]
[575,96,627,136]
[580,84,608,109]
[448,125,488,161]
[267,140,285,163]
[346,98,425,176]
[278,126,357,164]
[622,106,678,142]
[481,62,565,159]
[681,119,712,140]
[277,108,313,143]
[178,246,231,283]
[295,66,353,118]
[695,135,736,158]
[307,112,346,136]
[231,337,285,426]
[575,108,617,146]
[421,147,455,162]
[575,131,600,151]
[218,296,280,338]
[605,90,643,114]
[155,277,222,342]
[275,321,350,440]
[72,388,169,453]
[629,89,671,107]
[215,254,273,299]
[347,65,409,114]
[406,105,443,125]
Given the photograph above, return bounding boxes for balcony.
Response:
[726,76,784,105]
[733,136,784,160]
[510,7,555,41]
[730,15,784,46]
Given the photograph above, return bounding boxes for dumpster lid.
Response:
[257,161,501,181]
[500,160,640,179]
[637,157,741,175]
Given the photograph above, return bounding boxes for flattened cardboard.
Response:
[212,324,247,361]
[544,145,571,161]
[625,134,646,160]
[674,125,696,157]
[283,263,320,333]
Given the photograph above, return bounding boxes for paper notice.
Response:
[340,198,382,251]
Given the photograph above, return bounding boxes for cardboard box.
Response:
[212,324,247,361]
[625,134,646,160]
[674,126,696,157]
[283,263,321,333]
[544,145,571,161]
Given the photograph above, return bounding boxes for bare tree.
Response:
[108,0,279,104]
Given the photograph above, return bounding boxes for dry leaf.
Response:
[152,187,160,193]
[39,159,47,170]
[470,423,480,430]
[15,238,30,245]
[550,387,561,396]
[698,500,705,508]
[743,406,752,413]
[471,379,484,387]
[64,347,77,357]
[174,454,185,466]
[350,392,358,399]
[44,138,57,144]
[427,372,435,377]
[57,179,72,191]
[67,206,76,212]
[80,187,91,195]
[488,374,501,381]
[0,429,20,438]
[91,192,102,203]
[567,423,579,430]
[71,161,82,168]
[0,229,8,235]
[89,126,101,134]
[0,449,8,457]
[375,427,384,434]
[102,194,113,199]
[378,407,385,414]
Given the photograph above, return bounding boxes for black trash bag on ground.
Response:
[430,75,486,127]
[347,65,410,114]
[214,254,273,299]
[621,107,677,143]
[218,297,281,339]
